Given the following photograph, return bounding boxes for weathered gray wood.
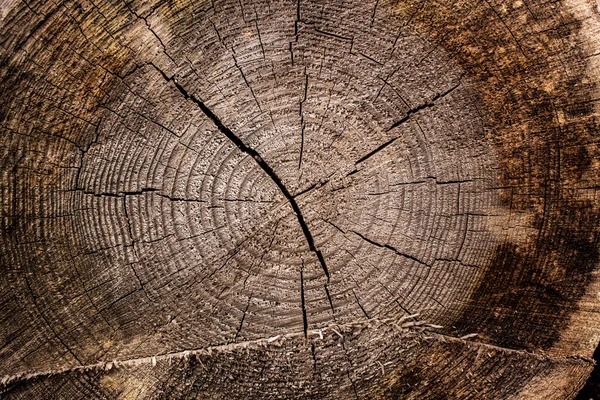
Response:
[1,0,600,398]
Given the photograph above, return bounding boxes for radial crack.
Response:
[122,0,176,64]
[151,65,330,281]
[355,76,464,165]
[387,75,463,132]
[300,259,308,337]
[352,230,429,266]
[234,297,252,341]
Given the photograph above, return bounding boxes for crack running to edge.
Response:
[151,65,330,281]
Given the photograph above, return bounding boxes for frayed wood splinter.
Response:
[377,360,385,376]
[401,320,426,328]
[460,333,478,340]
[267,335,281,343]
[332,329,343,339]
[398,313,420,323]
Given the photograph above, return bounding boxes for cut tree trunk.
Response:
[2,0,600,398]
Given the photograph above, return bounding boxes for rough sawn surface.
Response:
[2,0,600,398]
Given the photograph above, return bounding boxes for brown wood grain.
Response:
[2,0,600,398]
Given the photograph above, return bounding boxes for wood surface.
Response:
[2,0,600,398]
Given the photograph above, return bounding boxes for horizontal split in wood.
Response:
[0,317,591,392]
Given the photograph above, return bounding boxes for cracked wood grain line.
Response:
[1,318,591,391]
[2,0,600,398]
[151,64,331,282]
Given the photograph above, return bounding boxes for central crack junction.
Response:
[153,66,330,283]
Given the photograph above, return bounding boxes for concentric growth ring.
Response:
[2,0,600,398]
